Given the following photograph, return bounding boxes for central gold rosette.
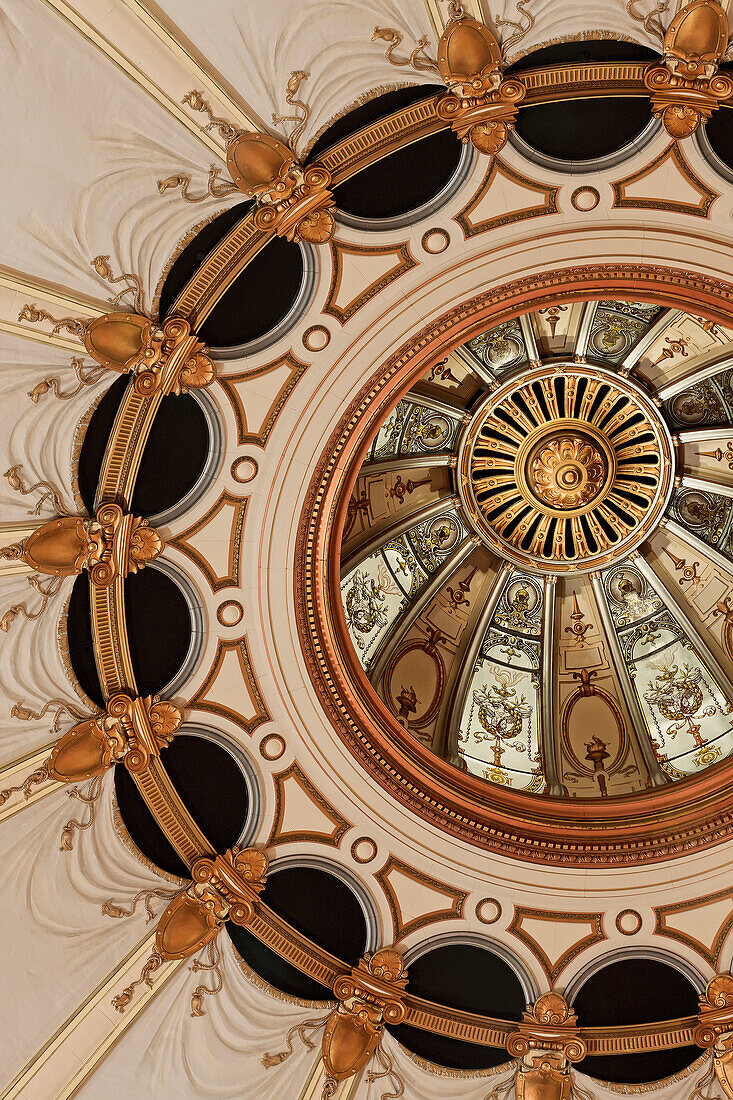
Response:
[458,365,674,573]
[530,435,606,509]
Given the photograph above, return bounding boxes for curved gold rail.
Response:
[86,65,711,1056]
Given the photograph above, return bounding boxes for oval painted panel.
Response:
[563,691,625,774]
[384,642,444,725]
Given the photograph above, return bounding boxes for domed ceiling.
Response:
[339,299,733,796]
[4,1,733,1099]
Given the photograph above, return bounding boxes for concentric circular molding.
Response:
[296,264,733,867]
[76,74,731,1053]
[458,365,673,573]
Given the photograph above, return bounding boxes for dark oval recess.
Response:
[67,574,105,708]
[508,41,658,161]
[514,98,653,161]
[332,130,462,220]
[388,944,525,1070]
[115,735,249,879]
[572,959,701,1083]
[157,202,304,348]
[66,567,191,708]
[228,867,368,1000]
[309,84,462,219]
[125,568,191,694]
[77,375,210,517]
[507,40,658,72]
[702,77,733,174]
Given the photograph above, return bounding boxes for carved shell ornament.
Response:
[128,523,164,567]
[644,0,733,137]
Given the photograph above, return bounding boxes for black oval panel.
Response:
[332,129,462,219]
[514,98,653,161]
[309,84,463,219]
[67,567,192,708]
[228,867,368,1000]
[77,375,210,517]
[509,41,658,161]
[67,574,104,708]
[388,944,525,1069]
[125,568,192,695]
[702,76,733,174]
[157,202,304,348]
[573,959,701,1083]
[115,735,249,879]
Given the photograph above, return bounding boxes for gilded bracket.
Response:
[644,0,733,137]
[226,132,336,244]
[436,16,526,155]
[8,504,163,586]
[506,993,587,1100]
[155,847,269,959]
[49,693,182,782]
[84,314,215,396]
[322,948,408,1083]
[694,974,733,1099]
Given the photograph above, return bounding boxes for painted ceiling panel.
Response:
[6,4,733,1095]
[0,573,86,767]
[0,331,111,520]
[75,937,326,1100]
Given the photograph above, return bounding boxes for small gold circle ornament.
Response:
[231,456,259,484]
[259,733,286,761]
[457,364,674,573]
[571,186,601,212]
[351,836,378,864]
[616,909,643,935]
[216,600,244,627]
[421,228,450,254]
[476,898,502,924]
[302,324,331,352]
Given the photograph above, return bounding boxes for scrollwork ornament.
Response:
[154,847,268,961]
[435,16,526,153]
[226,132,336,243]
[49,693,181,783]
[14,505,163,589]
[644,1,733,137]
[320,949,408,1084]
[506,991,586,1096]
[83,313,215,396]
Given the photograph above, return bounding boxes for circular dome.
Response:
[459,365,673,572]
[301,291,733,851]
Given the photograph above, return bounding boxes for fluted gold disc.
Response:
[458,365,674,573]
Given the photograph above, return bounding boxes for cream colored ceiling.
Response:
[3,0,733,1097]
